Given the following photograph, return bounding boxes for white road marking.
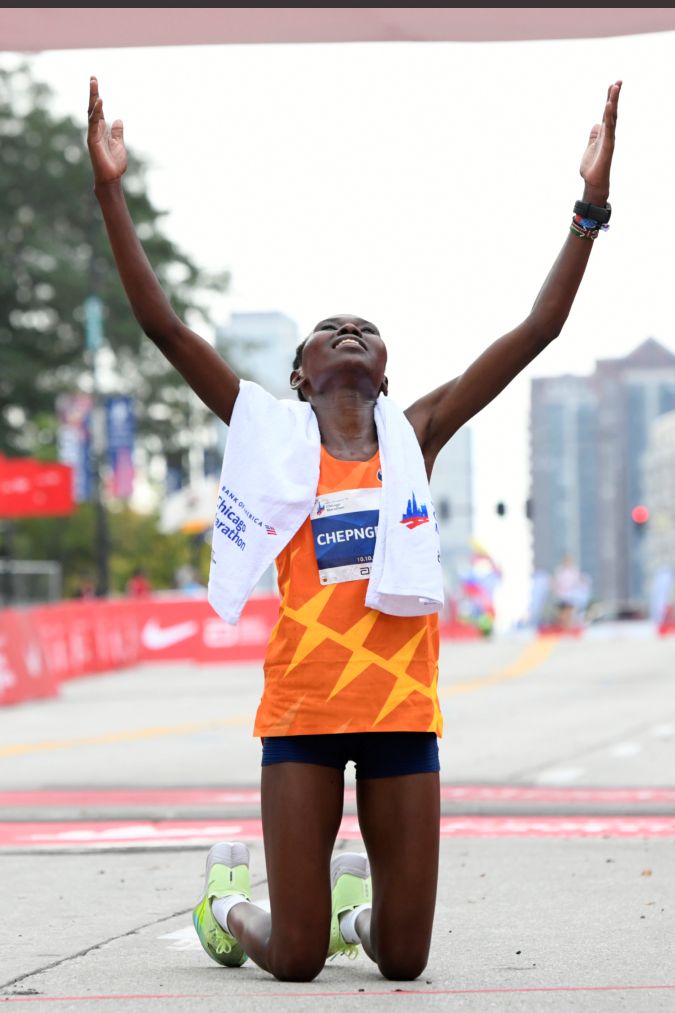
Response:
[158,926,200,950]
[158,903,271,951]
[609,742,642,758]
[535,767,584,785]
[651,723,675,738]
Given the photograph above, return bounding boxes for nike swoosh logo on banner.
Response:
[141,619,200,650]
[0,671,17,693]
[23,644,44,678]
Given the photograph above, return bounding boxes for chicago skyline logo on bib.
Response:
[400,491,429,529]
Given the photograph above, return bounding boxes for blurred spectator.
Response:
[175,564,206,598]
[649,565,673,626]
[552,554,591,629]
[126,567,152,598]
[528,568,552,627]
[72,576,97,599]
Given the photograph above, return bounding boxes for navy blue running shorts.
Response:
[260,731,440,779]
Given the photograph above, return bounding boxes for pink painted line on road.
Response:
[1,815,675,848]
[440,785,675,804]
[1,984,675,1001]
[0,788,264,807]
[3,784,675,808]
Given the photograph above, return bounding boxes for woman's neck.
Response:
[311,389,379,461]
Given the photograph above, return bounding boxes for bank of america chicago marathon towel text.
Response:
[213,484,268,552]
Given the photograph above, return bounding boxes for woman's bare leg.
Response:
[228,762,344,981]
[355,771,440,979]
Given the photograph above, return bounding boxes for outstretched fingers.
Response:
[589,81,621,155]
[88,77,99,116]
[602,80,622,130]
[87,76,105,130]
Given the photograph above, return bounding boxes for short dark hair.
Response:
[291,337,309,401]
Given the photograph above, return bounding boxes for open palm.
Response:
[579,81,621,196]
[87,76,128,183]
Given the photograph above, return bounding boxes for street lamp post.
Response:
[84,292,110,597]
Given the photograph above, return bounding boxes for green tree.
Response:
[13,503,209,597]
[0,63,229,459]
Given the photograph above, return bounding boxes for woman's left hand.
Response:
[579,80,621,204]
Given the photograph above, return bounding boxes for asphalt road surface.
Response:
[1,627,674,1011]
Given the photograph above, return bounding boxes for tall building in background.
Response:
[217,311,300,395]
[529,338,675,607]
[429,426,473,598]
[594,339,675,604]
[530,374,598,590]
[214,311,301,455]
[643,410,675,598]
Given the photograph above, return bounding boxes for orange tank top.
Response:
[254,447,442,737]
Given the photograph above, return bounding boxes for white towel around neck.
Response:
[207,380,444,625]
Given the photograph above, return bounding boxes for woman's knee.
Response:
[377,952,429,981]
[268,932,328,982]
[374,936,430,982]
[271,952,326,982]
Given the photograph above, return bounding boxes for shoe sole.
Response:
[331,851,370,889]
[327,852,370,959]
[195,842,251,908]
[205,841,250,881]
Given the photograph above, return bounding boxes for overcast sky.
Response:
[4,27,675,626]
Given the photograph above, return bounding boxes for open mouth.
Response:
[332,336,366,351]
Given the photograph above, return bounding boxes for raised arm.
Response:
[406,81,622,473]
[86,77,240,425]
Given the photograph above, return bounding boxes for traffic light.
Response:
[631,505,649,537]
[495,502,506,517]
[437,498,451,522]
[631,505,649,526]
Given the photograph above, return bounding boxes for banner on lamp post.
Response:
[56,393,93,502]
[105,396,135,500]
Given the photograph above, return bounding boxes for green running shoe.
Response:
[192,842,250,967]
[327,851,372,960]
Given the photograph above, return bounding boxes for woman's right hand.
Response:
[87,76,128,184]
[86,74,241,425]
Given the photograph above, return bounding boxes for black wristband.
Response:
[574,200,611,224]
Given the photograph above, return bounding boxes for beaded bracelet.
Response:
[570,213,610,241]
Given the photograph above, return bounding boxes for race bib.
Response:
[311,487,380,585]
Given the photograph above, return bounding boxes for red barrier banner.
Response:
[0,611,28,706]
[0,610,58,705]
[0,595,281,706]
[0,592,480,708]
[134,595,280,663]
[29,601,142,682]
[439,619,481,641]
